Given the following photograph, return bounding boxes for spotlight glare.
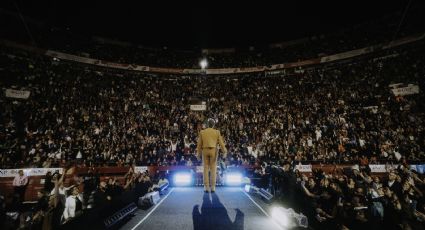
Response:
[199,58,208,69]
[174,173,192,186]
[244,184,251,193]
[225,173,242,186]
[271,206,308,228]
[271,206,291,228]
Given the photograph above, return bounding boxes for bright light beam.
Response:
[199,58,208,69]
[270,206,292,228]
[244,184,251,192]
[173,173,192,186]
[225,173,242,186]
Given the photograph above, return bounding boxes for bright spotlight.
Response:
[199,58,208,69]
[271,206,291,228]
[173,172,193,186]
[225,173,242,186]
[270,206,308,228]
[244,184,251,193]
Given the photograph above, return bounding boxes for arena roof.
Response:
[1,0,424,50]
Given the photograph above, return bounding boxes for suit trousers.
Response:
[202,148,218,191]
[14,186,26,201]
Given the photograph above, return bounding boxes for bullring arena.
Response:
[1,1,425,230]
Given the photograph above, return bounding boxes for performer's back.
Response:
[198,128,226,150]
[197,125,227,192]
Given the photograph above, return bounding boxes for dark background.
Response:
[0,0,424,49]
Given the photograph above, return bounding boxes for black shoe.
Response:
[211,190,215,193]
[204,190,209,193]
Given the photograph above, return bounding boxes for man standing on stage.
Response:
[197,118,227,193]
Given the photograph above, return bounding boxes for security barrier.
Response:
[2,164,424,201]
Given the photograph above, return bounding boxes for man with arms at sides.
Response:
[197,118,227,193]
[13,170,28,202]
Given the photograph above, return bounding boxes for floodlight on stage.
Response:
[271,206,292,228]
[173,172,193,186]
[244,184,251,193]
[199,58,208,69]
[270,206,309,228]
[225,172,242,186]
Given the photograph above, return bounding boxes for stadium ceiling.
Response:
[1,0,424,50]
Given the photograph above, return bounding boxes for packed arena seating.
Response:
[0,165,168,229]
[266,160,425,230]
[1,11,425,229]
[1,39,424,170]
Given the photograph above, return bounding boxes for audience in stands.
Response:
[135,172,154,198]
[106,177,124,199]
[93,181,112,208]
[43,172,54,196]
[1,166,160,229]
[2,39,423,171]
[262,162,425,230]
[0,13,425,229]
[62,187,83,223]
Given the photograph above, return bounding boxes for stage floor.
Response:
[120,187,282,230]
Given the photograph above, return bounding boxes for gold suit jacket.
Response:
[196,128,227,157]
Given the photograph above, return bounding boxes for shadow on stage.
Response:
[192,192,244,230]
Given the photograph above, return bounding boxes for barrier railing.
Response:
[2,163,425,201]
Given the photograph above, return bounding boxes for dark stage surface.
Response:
[120,187,281,230]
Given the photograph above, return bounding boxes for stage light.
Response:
[199,58,208,69]
[173,172,192,186]
[225,172,242,186]
[271,206,291,228]
[270,206,308,228]
[244,184,251,193]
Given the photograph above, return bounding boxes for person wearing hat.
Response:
[197,118,227,193]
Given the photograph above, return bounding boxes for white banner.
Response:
[295,164,312,173]
[368,165,387,173]
[0,168,63,177]
[190,104,207,111]
[5,89,31,99]
[134,166,148,174]
[391,84,419,96]
[368,164,399,173]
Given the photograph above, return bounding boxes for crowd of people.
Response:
[0,12,425,229]
[1,39,424,170]
[261,160,425,230]
[1,166,167,229]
